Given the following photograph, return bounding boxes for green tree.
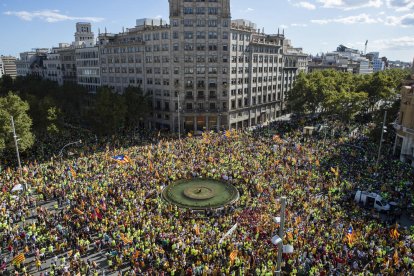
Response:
[0,92,34,152]
[0,75,14,96]
[123,86,152,130]
[90,87,127,135]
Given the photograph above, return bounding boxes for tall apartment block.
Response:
[99,0,307,131]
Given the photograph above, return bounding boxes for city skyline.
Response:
[0,0,413,62]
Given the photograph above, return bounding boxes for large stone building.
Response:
[14,1,307,131]
[0,55,17,78]
[99,0,307,131]
[393,62,414,167]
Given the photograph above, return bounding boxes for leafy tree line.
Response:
[0,75,152,156]
[286,69,410,122]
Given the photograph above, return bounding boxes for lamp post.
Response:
[376,111,387,168]
[10,116,22,178]
[59,140,82,162]
[272,196,287,275]
[177,92,181,140]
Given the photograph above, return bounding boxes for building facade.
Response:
[14,0,307,131]
[0,59,4,78]
[16,49,49,77]
[98,0,306,131]
[393,62,414,167]
[0,55,17,78]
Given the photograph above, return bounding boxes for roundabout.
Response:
[162,179,239,210]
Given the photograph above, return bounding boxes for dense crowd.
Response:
[1,120,413,275]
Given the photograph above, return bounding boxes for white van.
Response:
[354,191,390,212]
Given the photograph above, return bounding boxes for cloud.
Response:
[294,1,317,10]
[311,12,414,26]
[371,36,414,50]
[386,0,414,11]
[311,13,380,24]
[317,0,383,10]
[385,13,414,26]
[291,23,309,27]
[241,7,254,13]
[4,10,104,23]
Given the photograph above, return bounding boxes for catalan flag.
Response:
[393,249,399,265]
[390,227,400,240]
[112,155,130,164]
[120,233,133,244]
[194,224,200,235]
[229,250,238,262]
[12,252,25,265]
[69,166,77,178]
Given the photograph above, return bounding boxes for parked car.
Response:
[354,190,390,212]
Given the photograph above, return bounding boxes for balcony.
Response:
[393,123,414,135]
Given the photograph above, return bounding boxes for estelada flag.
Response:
[12,252,25,265]
[112,155,130,164]
[346,225,354,245]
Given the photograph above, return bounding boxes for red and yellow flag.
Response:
[390,228,400,239]
[229,250,238,262]
[393,249,399,265]
[70,166,77,178]
[194,224,200,236]
[12,253,25,265]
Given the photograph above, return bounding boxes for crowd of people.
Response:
[0,120,413,275]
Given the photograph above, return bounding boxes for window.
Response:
[196,7,205,14]
[183,19,193,26]
[208,7,218,14]
[184,7,193,14]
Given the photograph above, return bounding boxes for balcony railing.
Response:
[393,123,414,135]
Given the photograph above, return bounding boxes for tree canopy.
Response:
[0,92,34,153]
[287,69,410,122]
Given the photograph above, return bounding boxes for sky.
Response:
[0,0,413,62]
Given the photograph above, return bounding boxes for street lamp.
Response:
[376,111,387,168]
[272,196,287,276]
[10,116,22,178]
[177,92,181,140]
[58,140,82,162]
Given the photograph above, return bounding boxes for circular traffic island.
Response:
[162,179,239,210]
